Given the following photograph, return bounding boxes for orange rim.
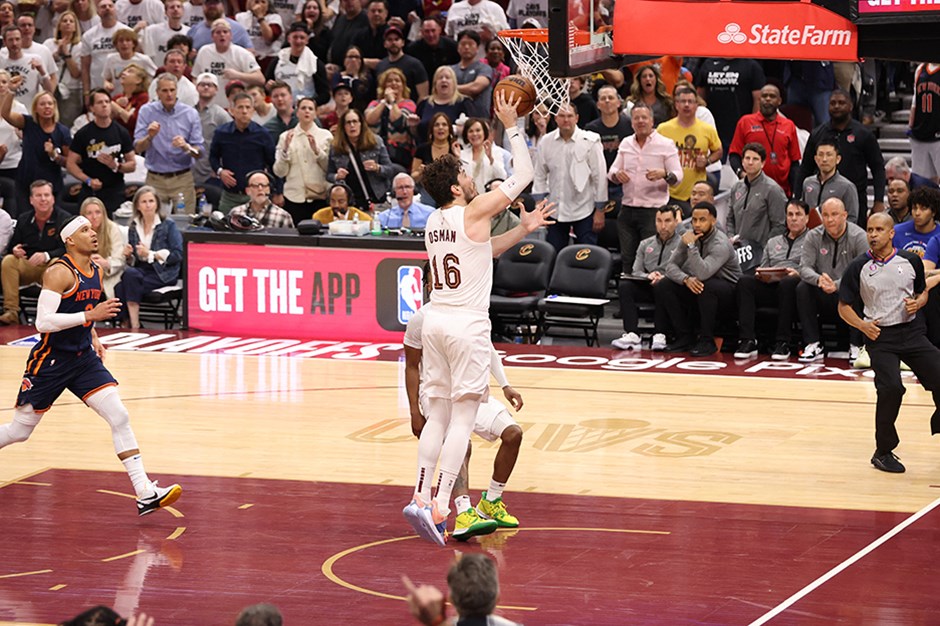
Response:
[497,28,549,43]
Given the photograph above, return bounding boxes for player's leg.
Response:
[433,396,481,518]
[2,348,68,447]
[413,396,450,503]
[0,404,43,448]
[80,370,181,515]
[452,440,497,542]
[476,407,523,528]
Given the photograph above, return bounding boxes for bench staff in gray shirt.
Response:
[838,212,940,474]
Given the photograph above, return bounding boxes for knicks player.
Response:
[405,301,527,541]
[0,215,182,516]
[402,92,555,545]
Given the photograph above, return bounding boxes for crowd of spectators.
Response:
[0,0,937,362]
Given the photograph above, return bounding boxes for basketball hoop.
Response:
[498,28,573,115]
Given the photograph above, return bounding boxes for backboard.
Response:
[546,0,626,77]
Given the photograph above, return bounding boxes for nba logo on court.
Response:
[397,266,424,324]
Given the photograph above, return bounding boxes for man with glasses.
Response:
[376,172,434,230]
[657,85,722,216]
[228,171,294,228]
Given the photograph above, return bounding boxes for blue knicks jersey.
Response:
[38,255,102,354]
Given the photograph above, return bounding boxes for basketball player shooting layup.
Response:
[0,215,182,516]
[403,91,555,546]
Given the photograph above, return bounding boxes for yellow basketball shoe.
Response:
[476,491,519,528]
[452,508,498,542]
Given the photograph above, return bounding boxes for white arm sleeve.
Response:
[35,289,87,333]
[489,345,510,388]
[498,128,533,202]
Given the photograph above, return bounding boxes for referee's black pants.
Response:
[867,322,940,455]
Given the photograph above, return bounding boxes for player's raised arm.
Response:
[466,91,534,223]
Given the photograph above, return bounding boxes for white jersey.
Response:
[116,0,167,29]
[81,21,130,90]
[425,204,493,313]
[142,22,190,61]
[193,44,261,107]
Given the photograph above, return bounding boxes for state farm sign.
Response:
[718,22,852,47]
[614,0,858,62]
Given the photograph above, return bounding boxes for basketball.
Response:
[494,75,537,116]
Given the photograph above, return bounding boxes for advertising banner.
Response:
[613,0,858,61]
[186,242,428,341]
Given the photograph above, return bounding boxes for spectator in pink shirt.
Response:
[608,102,683,274]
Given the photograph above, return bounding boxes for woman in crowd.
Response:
[71,0,100,32]
[44,9,84,127]
[332,46,375,112]
[414,65,467,139]
[365,68,417,170]
[116,186,183,330]
[273,96,334,223]
[459,117,511,197]
[80,197,126,298]
[411,111,457,187]
[236,0,283,73]
[0,70,24,215]
[0,89,71,213]
[327,108,393,211]
[0,1,15,30]
[296,0,332,64]
[525,104,550,161]
[485,39,512,90]
[102,29,157,95]
[110,63,150,134]
[625,65,675,125]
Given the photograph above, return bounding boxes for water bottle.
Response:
[197,194,208,216]
[175,192,186,215]
[352,212,359,224]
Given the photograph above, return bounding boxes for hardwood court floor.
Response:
[1,328,940,624]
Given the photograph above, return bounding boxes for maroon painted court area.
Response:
[2,470,939,624]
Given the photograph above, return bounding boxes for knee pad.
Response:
[85,387,138,453]
[2,405,42,444]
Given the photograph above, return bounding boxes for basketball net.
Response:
[498,29,571,116]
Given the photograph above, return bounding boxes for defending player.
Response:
[405,303,524,541]
[0,215,182,516]
[402,90,555,546]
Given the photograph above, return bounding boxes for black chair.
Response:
[537,244,612,347]
[138,281,184,329]
[490,239,556,343]
[17,283,42,325]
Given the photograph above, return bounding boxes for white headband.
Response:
[60,216,91,242]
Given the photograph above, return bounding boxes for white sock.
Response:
[121,454,152,499]
[487,480,507,501]
[454,495,471,515]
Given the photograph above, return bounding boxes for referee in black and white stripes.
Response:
[838,212,940,473]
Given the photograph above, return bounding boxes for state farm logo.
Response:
[717,22,852,47]
[717,23,747,44]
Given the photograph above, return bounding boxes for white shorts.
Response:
[472,397,518,442]
[420,395,517,442]
[911,138,940,180]
[421,307,492,402]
